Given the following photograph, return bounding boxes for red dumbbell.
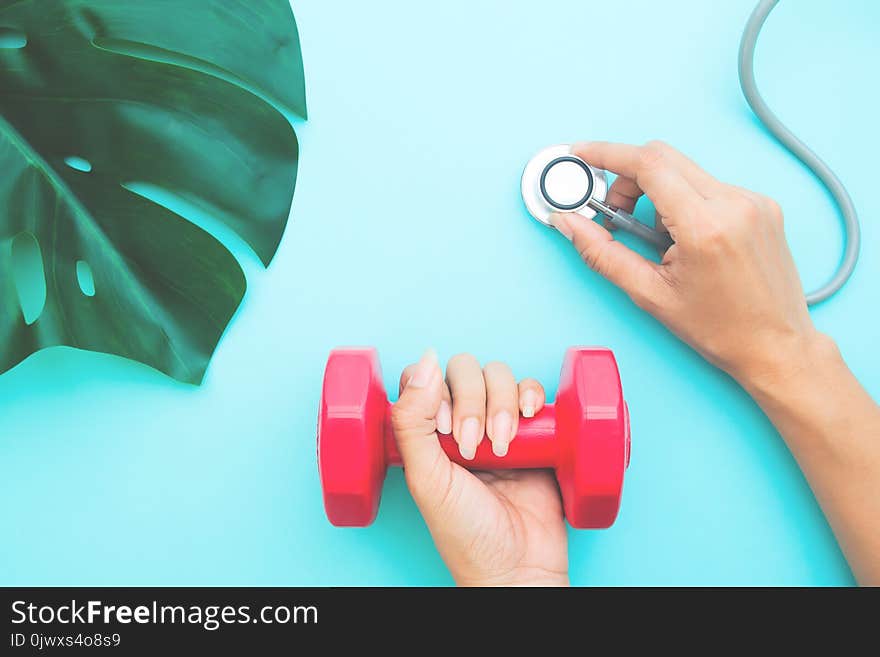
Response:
[318,347,631,528]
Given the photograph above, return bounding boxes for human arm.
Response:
[551,140,880,584]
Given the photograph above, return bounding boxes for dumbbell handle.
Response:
[383,402,558,469]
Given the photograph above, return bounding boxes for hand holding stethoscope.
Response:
[520,0,860,306]
[521,144,674,253]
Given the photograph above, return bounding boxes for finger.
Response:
[654,208,670,234]
[437,382,452,435]
[483,361,519,457]
[446,353,486,460]
[391,349,447,489]
[401,363,452,435]
[729,185,774,214]
[572,141,705,227]
[605,175,643,213]
[399,364,416,394]
[574,140,723,198]
[550,212,668,310]
[661,146,725,196]
[653,208,672,258]
[518,379,546,418]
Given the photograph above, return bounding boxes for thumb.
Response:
[550,211,664,307]
[391,349,449,498]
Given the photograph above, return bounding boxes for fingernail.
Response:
[459,417,480,460]
[570,141,592,153]
[521,390,537,418]
[491,411,512,457]
[550,213,574,240]
[409,348,438,388]
[436,400,452,434]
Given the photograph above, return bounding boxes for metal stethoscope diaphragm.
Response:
[521,144,674,252]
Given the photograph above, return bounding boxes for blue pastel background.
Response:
[1,0,877,585]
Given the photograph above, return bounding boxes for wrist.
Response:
[731,330,841,399]
[731,330,845,405]
[455,567,570,587]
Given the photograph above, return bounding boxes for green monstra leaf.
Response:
[0,0,305,384]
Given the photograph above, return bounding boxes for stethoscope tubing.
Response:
[739,0,860,305]
[589,198,674,252]
[580,0,861,303]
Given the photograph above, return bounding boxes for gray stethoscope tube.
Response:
[587,197,673,252]
[522,0,861,305]
[740,0,860,305]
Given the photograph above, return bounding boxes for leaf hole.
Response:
[11,233,47,325]
[64,156,92,173]
[75,260,96,297]
[0,28,27,49]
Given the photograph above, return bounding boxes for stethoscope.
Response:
[519,0,861,305]
[521,144,674,252]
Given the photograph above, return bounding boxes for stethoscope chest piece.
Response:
[521,144,607,227]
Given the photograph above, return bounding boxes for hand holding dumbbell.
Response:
[318,347,631,529]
